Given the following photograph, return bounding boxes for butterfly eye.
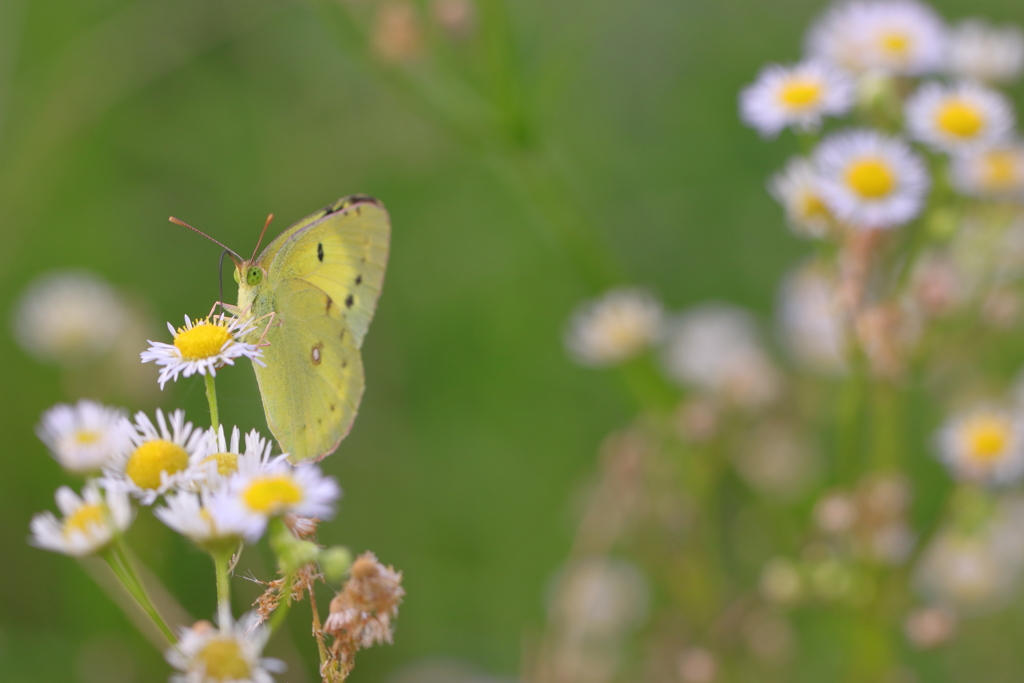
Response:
[247,267,263,286]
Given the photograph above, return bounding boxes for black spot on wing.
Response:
[317,243,324,262]
[345,294,354,308]
[355,275,362,285]
[325,296,333,313]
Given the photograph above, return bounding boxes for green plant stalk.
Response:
[214,550,233,628]
[205,372,219,433]
[105,537,177,644]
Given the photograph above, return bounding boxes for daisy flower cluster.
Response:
[548,2,1024,678]
[26,308,402,683]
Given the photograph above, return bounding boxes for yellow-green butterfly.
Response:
[173,195,390,462]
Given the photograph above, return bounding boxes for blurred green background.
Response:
[2,0,1023,681]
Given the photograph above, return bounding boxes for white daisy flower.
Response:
[154,491,249,553]
[190,426,274,494]
[769,157,837,238]
[815,129,930,229]
[935,406,1024,485]
[12,270,129,365]
[103,409,208,505]
[740,61,855,138]
[777,263,848,374]
[906,81,1014,153]
[806,0,947,76]
[211,458,340,542]
[662,305,783,410]
[564,288,664,367]
[141,314,264,390]
[951,143,1024,199]
[30,482,133,557]
[948,20,1024,84]
[167,612,284,683]
[36,400,132,475]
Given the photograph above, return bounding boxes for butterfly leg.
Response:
[253,311,279,348]
[210,301,244,318]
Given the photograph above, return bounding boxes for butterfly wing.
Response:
[253,278,365,462]
[250,196,390,462]
[263,196,390,348]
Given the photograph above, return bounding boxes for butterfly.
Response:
[174,195,391,462]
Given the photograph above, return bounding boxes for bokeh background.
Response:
[2,0,1024,682]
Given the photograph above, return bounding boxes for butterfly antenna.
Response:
[218,249,231,316]
[169,216,243,268]
[251,213,273,263]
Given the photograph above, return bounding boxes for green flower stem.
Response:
[105,538,177,644]
[213,550,233,628]
[205,372,219,433]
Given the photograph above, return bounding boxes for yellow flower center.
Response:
[242,475,303,514]
[63,503,105,537]
[175,321,232,360]
[778,78,823,109]
[846,157,896,199]
[799,192,831,221]
[935,100,984,139]
[878,30,911,56]
[982,151,1019,189]
[196,638,251,681]
[966,417,1011,463]
[74,430,101,445]
[202,452,239,477]
[125,439,189,489]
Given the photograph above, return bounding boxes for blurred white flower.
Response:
[211,457,340,542]
[910,251,969,317]
[189,425,274,494]
[948,20,1024,84]
[935,406,1024,485]
[102,409,208,505]
[906,81,1014,153]
[815,129,930,229]
[903,606,957,649]
[951,142,1024,199]
[548,557,649,643]
[769,157,836,239]
[30,482,132,557]
[36,400,132,475]
[806,0,947,76]
[677,647,717,683]
[663,305,782,409]
[815,492,858,534]
[431,0,476,41]
[167,612,284,683]
[154,491,248,552]
[760,557,803,605]
[13,270,129,365]
[736,421,819,499]
[915,499,1024,615]
[778,263,848,374]
[564,288,663,366]
[739,61,854,138]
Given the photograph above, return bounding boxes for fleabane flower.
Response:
[769,157,837,238]
[936,407,1024,485]
[190,425,274,493]
[141,313,264,390]
[739,61,854,138]
[212,457,340,542]
[951,143,1024,199]
[564,288,663,366]
[30,483,132,557]
[806,0,947,76]
[103,409,207,504]
[815,129,929,229]
[906,81,1014,153]
[167,613,284,683]
[36,400,132,475]
[13,270,129,365]
[155,491,249,553]
[948,20,1024,84]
